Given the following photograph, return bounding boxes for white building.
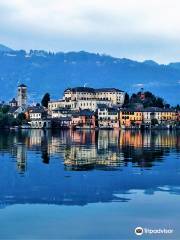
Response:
[97,104,119,129]
[29,107,51,129]
[48,87,125,114]
[63,87,125,105]
[76,99,112,111]
[48,100,75,112]
[51,108,75,118]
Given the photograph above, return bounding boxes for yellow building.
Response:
[160,110,177,122]
[142,107,177,124]
[119,109,143,128]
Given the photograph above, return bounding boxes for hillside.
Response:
[0,44,13,52]
[0,49,179,105]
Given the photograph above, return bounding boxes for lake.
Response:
[0,129,179,239]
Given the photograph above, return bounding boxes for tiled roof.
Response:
[29,106,45,113]
[73,109,95,117]
[120,107,176,112]
[64,87,124,93]
[64,87,95,93]
[142,107,176,112]
[97,104,109,109]
[9,98,17,103]
[18,84,27,88]
[52,108,74,113]
[96,88,124,93]
[8,106,19,113]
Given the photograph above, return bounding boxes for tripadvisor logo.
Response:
[134,226,174,236]
[135,227,143,236]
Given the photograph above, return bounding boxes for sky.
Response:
[0,0,180,63]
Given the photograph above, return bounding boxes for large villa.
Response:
[48,87,125,111]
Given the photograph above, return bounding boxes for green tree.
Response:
[151,118,159,126]
[16,113,26,125]
[1,105,10,114]
[155,97,164,108]
[41,93,50,108]
[175,104,180,110]
[0,113,15,128]
[123,93,130,106]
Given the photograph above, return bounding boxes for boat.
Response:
[21,124,31,129]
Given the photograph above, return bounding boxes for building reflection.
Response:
[0,130,179,206]
[0,129,179,172]
[48,130,180,170]
[16,144,27,173]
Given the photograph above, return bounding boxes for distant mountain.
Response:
[0,49,179,105]
[0,44,12,52]
[143,60,159,66]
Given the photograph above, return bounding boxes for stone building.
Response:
[48,87,125,113]
[17,84,27,107]
[63,87,125,105]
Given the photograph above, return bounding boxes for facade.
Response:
[63,87,125,105]
[142,108,177,124]
[177,111,180,123]
[97,105,119,129]
[30,119,51,129]
[9,98,18,107]
[71,110,96,129]
[76,99,112,111]
[28,107,51,129]
[48,98,113,113]
[120,109,143,128]
[17,84,27,107]
[48,100,74,112]
[48,87,125,115]
[52,117,72,128]
[51,108,75,119]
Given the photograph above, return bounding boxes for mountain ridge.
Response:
[0,44,13,52]
[0,48,179,105]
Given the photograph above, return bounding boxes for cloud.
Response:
[0,0,180,63]
[133,84,144,88]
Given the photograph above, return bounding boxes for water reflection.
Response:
[0,130,179,206]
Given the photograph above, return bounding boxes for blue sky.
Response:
[0,0,180,63]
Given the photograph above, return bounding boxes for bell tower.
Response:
[17,84,27,107]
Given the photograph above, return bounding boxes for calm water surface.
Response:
[0,130,179,239]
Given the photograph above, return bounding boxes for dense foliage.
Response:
[123,91,169,108]
[41,93,50,108]
[0,106,26,128]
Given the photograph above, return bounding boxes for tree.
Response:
[175,104,180,111]
[1,105,10,114]
[0,113,15,128]
[151,118,158,126]
[41,93,50,108]
[16,113,26,125]
[164,104,170,109]
[123,93,130,106]
[155,97,164,108]
[130,93,142,104]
